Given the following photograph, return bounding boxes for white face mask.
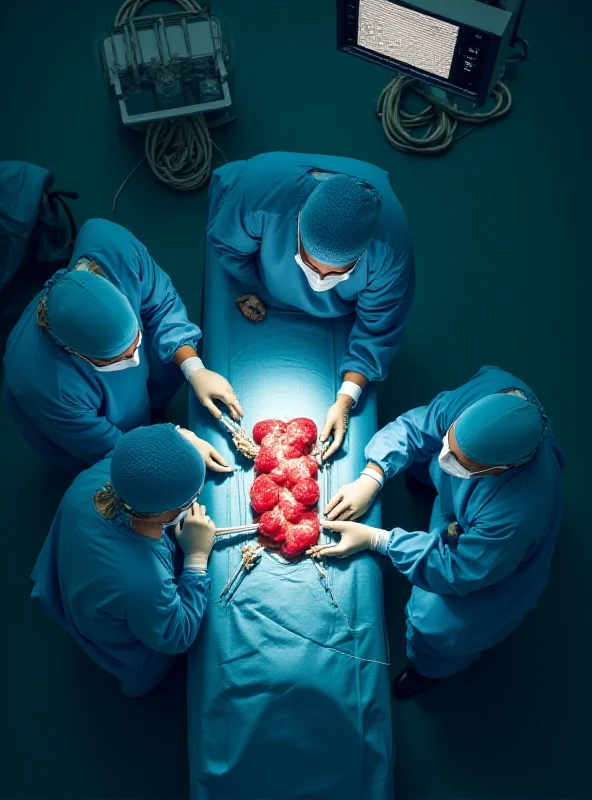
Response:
[438,431,508,479]
[84,331,142,372]
[295,215,358,292]
[295,251,353,292]
[162,507,189,531]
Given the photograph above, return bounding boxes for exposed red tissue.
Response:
[292,479,320,506]
[279,488,306,523]
[286,418,317,451]
[254,446,279,474]
[281,443,307,460]
[250,475,279,513]
[269,463,289,485]
[259,507,290,542]
[253,420,286,445]
[262,431,286,451]
[282,512,321,558]
[251,418,320,557]
[285,456,318,488]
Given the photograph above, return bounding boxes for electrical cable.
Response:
[145,114,212,192]
[115,0,202,26]
[111,0,231,215]
[376,37,530,155]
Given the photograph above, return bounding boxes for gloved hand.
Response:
[320,395,353,460]
[175,503,216,572]
[188,368,244,421]
[178,428,233,473]
[307,520,390,559]
[324,474,380,521]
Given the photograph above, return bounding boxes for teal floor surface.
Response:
[0,0,589,797]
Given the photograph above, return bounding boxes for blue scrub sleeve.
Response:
[341,250,415,382]
[137,247,202,363]
[206,195,263,291]
[29,393,122,466]
[125,570,210,654]
[385,478,533,595]
[73,220,202,363]
[365,400,446,478]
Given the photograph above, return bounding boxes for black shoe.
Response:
[393,664,439,700]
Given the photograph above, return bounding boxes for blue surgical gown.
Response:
[365,366,564,678]
[31,459,210,697]
[207,152,415,383]
[3,219,201,473]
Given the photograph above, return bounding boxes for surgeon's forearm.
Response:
[365,462,385,479]
[174,345,208,385]
[174,345,198,366]
[338,371,368,406]
[345,371,367,388]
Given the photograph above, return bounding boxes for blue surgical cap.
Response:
[300,174,381,267]
[455,393,546,466]
[46,270,138,359]
[110,424,206,514]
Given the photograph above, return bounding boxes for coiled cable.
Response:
[111,0,230,214]
[376,37,530,155]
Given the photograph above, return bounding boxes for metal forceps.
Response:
[219,414,259,454]
[220,543,264,602]
[215,523,260,537]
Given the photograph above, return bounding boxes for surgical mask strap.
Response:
[439,431,508,479]
[162,507,189,531]
[77,330,142,372]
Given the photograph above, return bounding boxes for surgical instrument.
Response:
[215,523,259,536]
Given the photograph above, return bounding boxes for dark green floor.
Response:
[0,1,589,797]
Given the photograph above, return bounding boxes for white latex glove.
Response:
[188,368,244,421]
[178,428,233,473]
[175,503,216,572]
[320,395,353,460]
[307,520,390,560]
[324,474,380,521]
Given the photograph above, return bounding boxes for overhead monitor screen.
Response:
[357,0,460,79]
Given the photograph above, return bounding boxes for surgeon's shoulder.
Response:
[466,366,534,397]
[58,462,114,545]
[6,325,90,405]
[369,219,414,286]
[246,152,304,171]
[3,297,42,373]
[63,459,111,506]
[74,219,149,284]
[45,358,99,411]
[376,186,412,242]
[238,153,306,193]
[485,472,552,545]
[77,218,137,245]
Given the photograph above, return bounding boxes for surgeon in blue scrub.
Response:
[31,424,217,697]
[207,152,415,459]
[3,218,242,473]
[311,366,564,699]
